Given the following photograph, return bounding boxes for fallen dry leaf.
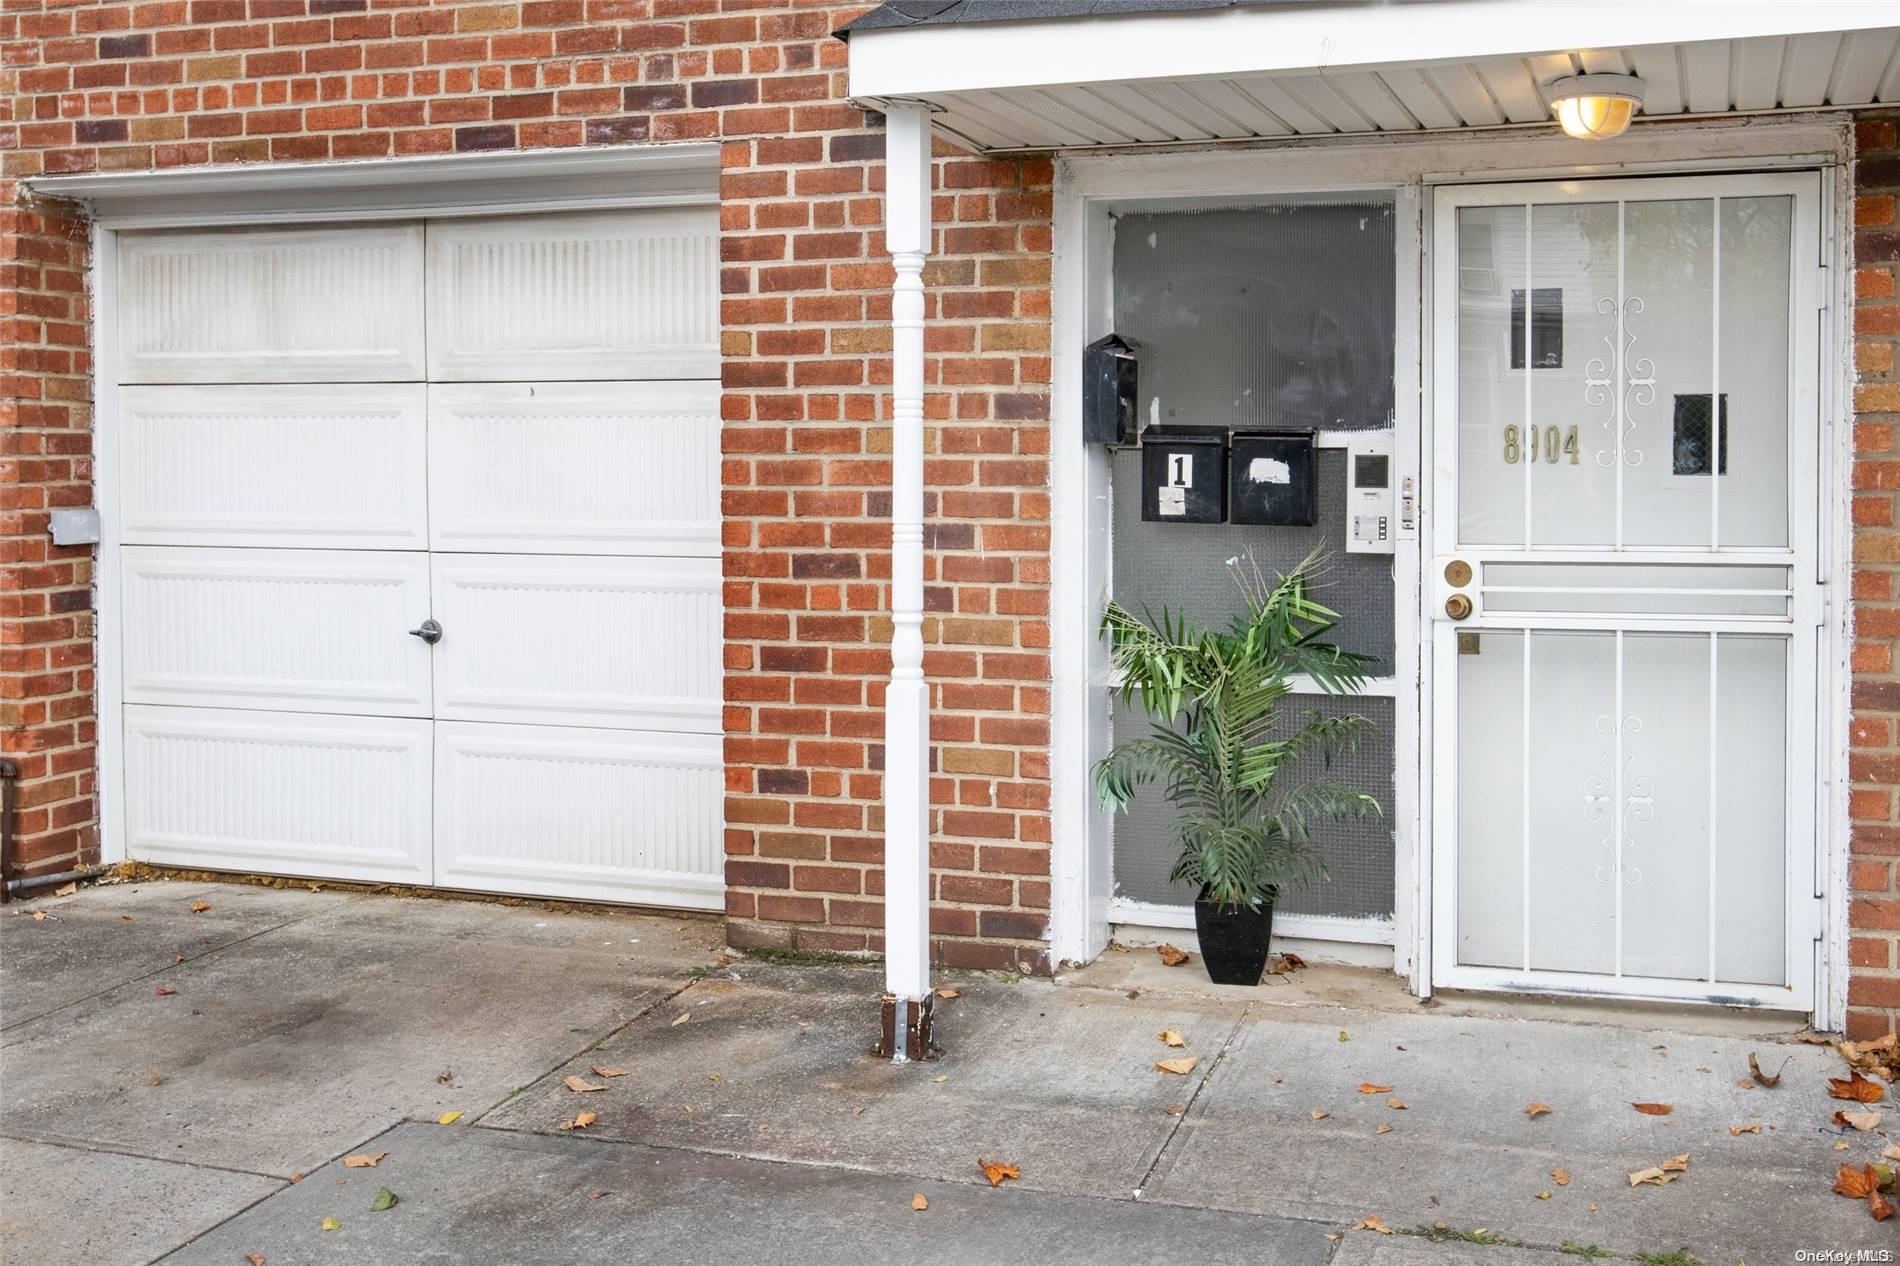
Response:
[1309,1110,1329,1120]
[1830,1072,1887,1104]
[1885,1144,1900,1161]
[246,1255,265,1266]
[30,911,46,921]
[1357,1083,1393,1095]
[591,1067,626,1079]
[1157,1029,1186,1048]
[122,915,133,923]
[1729,1123,1762,1136]
[190,901,210,913]
[671,1013,691,1027]
[1155,1057,1198,1076]
[1797,1033,1833,1044]
[1551,1169,1570,1186]
[977,1158,1019,1188]
[1156,944,1189,967]
[1661,1154,1690,1172]
[1836,1163,1878,1199]
[436,1070,453,1084]
[342,1152,388,1169]
[934,988,960,999]
[155,986,176,996]
[1339,1030,1349,1042]
[563,1075,607,1094]
[559,1111,597,1131]
[1747,1051,1788,1087]
[1375,1122,1393,1135]
[1628,1167,1677,1187]
[1386,1097,1406,1110]
[1352,1214,1393,1235]
[1525,1102,1552,1119]
[911,1192,928,1211]
[320,1217,341,1233]
[589,1191,610,1200]
[1632,1102,1674,1116]
[437,1111,462,1125]
[148,1070,161,1087]
[1838,1141,1854,1151]
[1873,1190,1896,1222]
[931,1075,948,1084]
[1836,1110,1882,1132]
[1164,1104,1185,1115]
[1536,1189,1552,1200]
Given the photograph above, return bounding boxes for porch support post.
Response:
[878,101,934,1061]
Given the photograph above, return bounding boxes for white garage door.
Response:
[112,210,725,910]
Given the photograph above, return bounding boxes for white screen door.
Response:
[1429,173,1822,1008]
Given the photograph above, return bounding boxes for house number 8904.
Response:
[1504,424,1581,465]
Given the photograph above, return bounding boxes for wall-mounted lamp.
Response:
[1546,73,1645,140]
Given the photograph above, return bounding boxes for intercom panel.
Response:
[1345,434,1395,554]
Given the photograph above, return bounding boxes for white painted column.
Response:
[882,102,934,1015]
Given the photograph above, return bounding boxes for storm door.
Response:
[1429,174,1822,1007]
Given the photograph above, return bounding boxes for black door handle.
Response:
[408,618,443,645]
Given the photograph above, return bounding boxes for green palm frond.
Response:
[1093,548,1381,908]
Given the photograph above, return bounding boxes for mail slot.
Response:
[1229,430,1317,526]
[1140,432,1226,523]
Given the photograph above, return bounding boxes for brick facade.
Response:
[0,1,1892,1018]
[0,0,1057,974]
[1849,110,1900,1039]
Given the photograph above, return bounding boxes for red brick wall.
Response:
[0,189,96,882]
[0,0,1057,972]
[1850,110,1900,1038]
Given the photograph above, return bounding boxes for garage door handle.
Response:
[408,618,443,645]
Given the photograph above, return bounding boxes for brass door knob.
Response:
[1443,559,1473,587]
[1444,594,1473,620]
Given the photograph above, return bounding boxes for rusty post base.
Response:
[877,993,936,1062]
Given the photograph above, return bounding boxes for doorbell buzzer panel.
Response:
[1140,433,1226,524]
[1346,434,1395,554]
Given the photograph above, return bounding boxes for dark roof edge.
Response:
[836,0,1259,39]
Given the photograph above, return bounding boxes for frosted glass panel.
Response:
[1528,203,1619,547]
[1454,628,1789,985]
[1715,635,1788,984]
[1717,197,1793,548]
[1623,201,1715,547]
[1455,206,1525,545]
[1454,629,1523,969]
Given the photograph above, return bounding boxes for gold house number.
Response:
[1503,424,1581,465]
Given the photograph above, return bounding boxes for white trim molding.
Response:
[23,143,720,228]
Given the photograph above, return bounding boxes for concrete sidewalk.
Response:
[1,882,1888,1265]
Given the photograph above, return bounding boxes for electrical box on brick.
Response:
[1140,433,1226,523]
[1228,430,1317,526]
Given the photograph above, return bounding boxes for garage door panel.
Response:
[425,209,718,381]
[433,722,722,908]
[124,706,433,883]
[122,547,432,715]
[121,384,428,550]
[119,224,425,384]
[428,381,719,556]
[432,554,719,731]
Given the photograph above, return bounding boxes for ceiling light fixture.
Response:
[1546,73,1646,140]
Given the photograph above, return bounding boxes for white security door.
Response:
[1429,174,1823,1008]
[114,208,723,908]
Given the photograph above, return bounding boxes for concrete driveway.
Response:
[1,880,1889,1265]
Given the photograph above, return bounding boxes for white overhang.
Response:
[846,0,1900,152]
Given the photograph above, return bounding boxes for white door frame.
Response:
[1426,171,1825,1011]
[25,145,720,879]
[1049,117,1853,1027]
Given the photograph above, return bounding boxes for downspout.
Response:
[877,101,936,1062]
[0,758,13,904]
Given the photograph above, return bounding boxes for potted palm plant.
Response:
[1093,551,1380,986]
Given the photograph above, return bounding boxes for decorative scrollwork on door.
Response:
[1582,712,1652,885]
[1583,296,1649,469]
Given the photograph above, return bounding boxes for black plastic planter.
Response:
[1193,892,1275,986]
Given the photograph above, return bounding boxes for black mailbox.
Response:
[1229,430,1317,526]
[1083,333,1139,445]
[1141,432,1226,523]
